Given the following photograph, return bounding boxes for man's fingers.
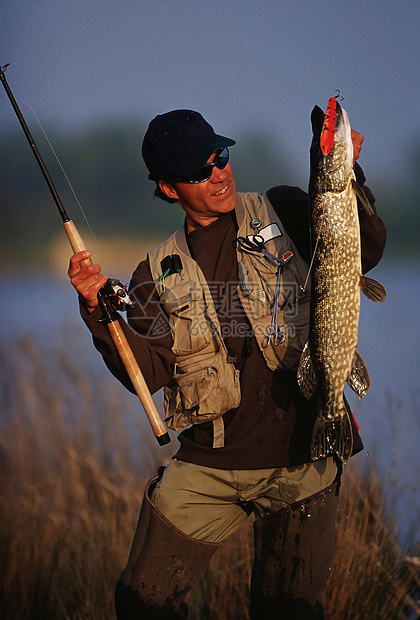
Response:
[76,271,107,294]
[351,129,364,163]
[68,250,93,277]
[67,250,107,312]
[71,266,108,294]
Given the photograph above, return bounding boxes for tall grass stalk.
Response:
[0,335,170,619]
[0,336,418,619]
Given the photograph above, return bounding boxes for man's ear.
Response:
[159,180,180,201]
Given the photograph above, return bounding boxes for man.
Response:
[68,109,386,619]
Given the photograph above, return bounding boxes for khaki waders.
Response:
[250,481,340,619]
[115,476,221,619]
[115,465,340,619]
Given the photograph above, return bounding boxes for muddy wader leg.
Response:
[250,480,340,620]
[115,476,221,620]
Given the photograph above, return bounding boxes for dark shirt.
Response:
[83,177,386,470]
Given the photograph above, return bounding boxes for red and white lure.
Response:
[320,95,338,155]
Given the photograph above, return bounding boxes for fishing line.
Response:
[2,63,170,446]
[302,155,329,293]
[29,99,114,273]
[1,62,100,244]
[25,97,99,246]
[10,74,112,273]
[0,57,105,266]
[302,226,321,294]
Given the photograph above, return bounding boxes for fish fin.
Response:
[360,275,387,303]
[346,349,371,397]
[352,179,374,215]
[297,341,317,398]
[311,408,353,463]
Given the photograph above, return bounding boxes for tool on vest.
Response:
[261,250,294,348]
[0,64,171,447]
[238,261,251,297]
[237,227,290,268]
[237,227,294,348]
[261,266,286,348]
[158,254,183,292]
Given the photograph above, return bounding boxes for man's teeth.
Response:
[215,185,227,196]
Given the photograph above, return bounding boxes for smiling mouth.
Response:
[215,185,228,196]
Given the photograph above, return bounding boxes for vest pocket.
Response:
[163,352,241,431]
[160,282,210,355]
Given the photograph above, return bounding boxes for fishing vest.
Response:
[147,192,311,447]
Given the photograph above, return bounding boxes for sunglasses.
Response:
[174,147,230,183]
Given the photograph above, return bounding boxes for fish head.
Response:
[310,100,354,194]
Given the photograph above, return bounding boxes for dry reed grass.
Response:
[0,335,419,619]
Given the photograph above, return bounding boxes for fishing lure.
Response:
[320,96,337,155]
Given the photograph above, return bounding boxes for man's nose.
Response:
[211,163,229,182]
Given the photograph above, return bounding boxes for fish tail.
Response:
[334,410,354,463]
[310,415,333,461]
[310,407,353,463]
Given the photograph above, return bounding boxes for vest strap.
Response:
[212,417,225,448]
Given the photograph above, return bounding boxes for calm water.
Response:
[1,260,419,542]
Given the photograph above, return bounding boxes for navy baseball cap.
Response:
[142,109,236,181]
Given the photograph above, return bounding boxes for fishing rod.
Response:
[0,63,170,446]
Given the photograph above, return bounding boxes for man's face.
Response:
[159,151,237,233]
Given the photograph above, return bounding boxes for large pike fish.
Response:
[297,98,386,463]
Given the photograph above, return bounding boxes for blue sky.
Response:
[1,0,419,188]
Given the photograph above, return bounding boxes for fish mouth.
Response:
[311,104,327,141]
[310,102,344,149]
[309,99,353,191]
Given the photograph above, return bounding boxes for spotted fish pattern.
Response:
[297,102,386,463]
